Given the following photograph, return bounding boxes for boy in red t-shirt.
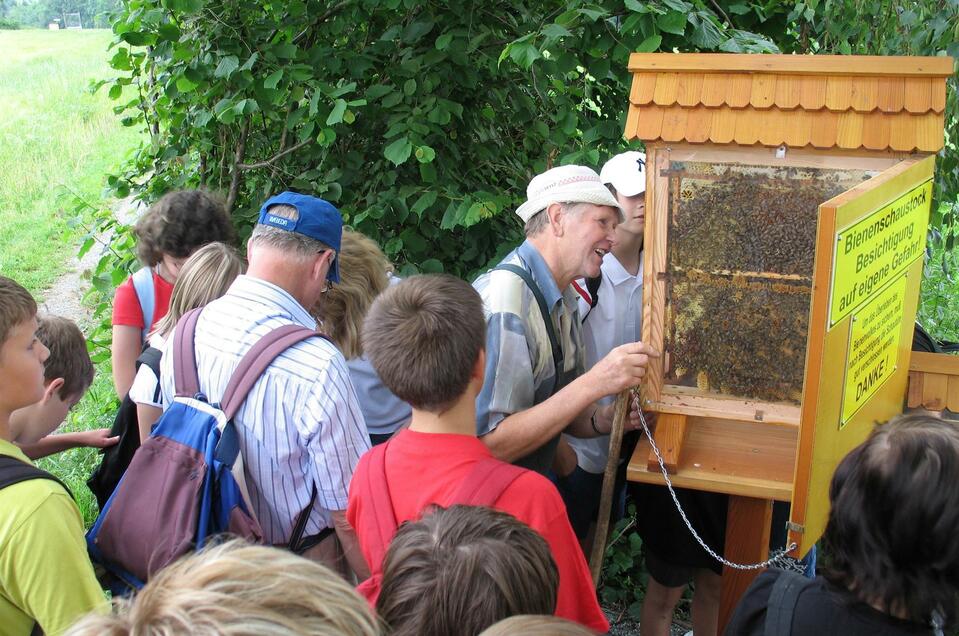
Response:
[347,274,609,633]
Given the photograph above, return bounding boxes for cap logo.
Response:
[265,214,291,227]
[636,157,646,170]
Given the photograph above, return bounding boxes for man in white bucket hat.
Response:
[473,165,658,475]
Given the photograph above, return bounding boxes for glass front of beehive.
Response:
[664,162,873,404]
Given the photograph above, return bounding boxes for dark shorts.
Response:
[553,465,629,540]
[630,483,727,577]
[645,548,699,587]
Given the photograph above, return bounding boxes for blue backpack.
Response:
[87,307,319,590]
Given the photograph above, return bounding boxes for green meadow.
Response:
[1,29,140,522]
[0,28,140,297]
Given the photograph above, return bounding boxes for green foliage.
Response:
[599,504,648,616]
[96,0,785,286]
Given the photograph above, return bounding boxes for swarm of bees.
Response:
[664,162,872,403]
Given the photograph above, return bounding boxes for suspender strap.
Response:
[493,263,564,387]
[451,457,526,506]
[0,456,72,499]
[764,570,815,636]
[172,307,203,398]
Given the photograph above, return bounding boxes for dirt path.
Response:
[38,197,142,327]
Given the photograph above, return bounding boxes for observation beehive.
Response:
[619,54,950,619]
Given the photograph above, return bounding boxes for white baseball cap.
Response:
[515,165,623,224]
[600,151,647,197]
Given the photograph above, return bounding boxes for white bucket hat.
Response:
[600,151,647,197]
[515,165,623,224]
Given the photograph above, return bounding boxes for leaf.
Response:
[214,55,239,78]
[120,31,151,46]
[240,52,260,71]
[327,99,347,125]
[542,23,572,39]
[661,0,693,11]
[384,237,403,255]
[636,34,662,52]
[411,191,438,217]
[657,11,687,35]
[403,79,417,96]
[264,69,283,89]
[420,258,444,273]
[435,33,454,50]
[366,84,393,100]
[384,137,413,166]
[414,145,436,163]
[176,75,198,92]
[108,84,123,100]
[689,12,724,49]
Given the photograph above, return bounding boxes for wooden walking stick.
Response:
[588,389,631,585]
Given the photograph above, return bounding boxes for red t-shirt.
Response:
[347,429,609,634]
[111,269,174,331]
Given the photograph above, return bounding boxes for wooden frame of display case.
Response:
[615,53,951,631]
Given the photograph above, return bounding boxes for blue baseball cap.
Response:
[257,191,342,283]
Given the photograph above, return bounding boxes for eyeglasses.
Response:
[318,249,336,294]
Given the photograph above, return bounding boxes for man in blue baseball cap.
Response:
[158,191,371,579]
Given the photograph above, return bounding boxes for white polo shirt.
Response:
[568,252,643,474]
[159,275,370,543]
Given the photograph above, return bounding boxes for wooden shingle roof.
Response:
[625,54,953,153]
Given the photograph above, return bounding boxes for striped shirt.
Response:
[473,240,585,472]
[159,275,370,543]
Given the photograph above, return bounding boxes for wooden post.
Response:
[718,495,773,633]
[646,412,688,473]
[589,391,630,584]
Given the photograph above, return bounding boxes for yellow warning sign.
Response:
[840,274,907,425]
[830,180,931,326]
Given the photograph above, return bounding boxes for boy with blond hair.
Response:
[0,276,106,635]
[347,274,608,633]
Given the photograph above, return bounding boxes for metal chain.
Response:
[634,392,798,570]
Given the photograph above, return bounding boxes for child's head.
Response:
[134,190,234,277]
[376,505,558,636]
[363,275,486,412]
[0,276,48,422]
[823,413,959,627]
[313,230,392,359]
[10,315,95,442]
[66,539,380,636]
[151,242,245,338]
[478,615,595,636]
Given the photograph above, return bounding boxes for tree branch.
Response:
[292,0,354,43]
[226,119,250,214]
[708,0,735,29]
[237,138,310,170]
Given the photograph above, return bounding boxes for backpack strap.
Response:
[131,267,155,343]
[585,275,602,310]
[172,307,204,398]
[764,570,815,636]
[219,325,324,421]
[0,455,72,498]
[451,457,526,506]
[362,442,400,567]
[493,263,564,388]
[136,345,164,404]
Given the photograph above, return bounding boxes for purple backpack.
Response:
[87,307,320,590]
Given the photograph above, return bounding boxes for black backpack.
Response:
[86,346,162,509]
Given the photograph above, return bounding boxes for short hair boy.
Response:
[0,276,107,635]
[11,315,116,459]
[347,275,608,633]
[376,505,558,636]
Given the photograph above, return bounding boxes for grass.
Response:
[0,29,141,297]
[1,29,140,523]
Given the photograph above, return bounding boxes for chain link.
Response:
[634,391,798,571]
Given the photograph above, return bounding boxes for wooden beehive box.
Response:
[623,53,952,558]
[908,351,959,411]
